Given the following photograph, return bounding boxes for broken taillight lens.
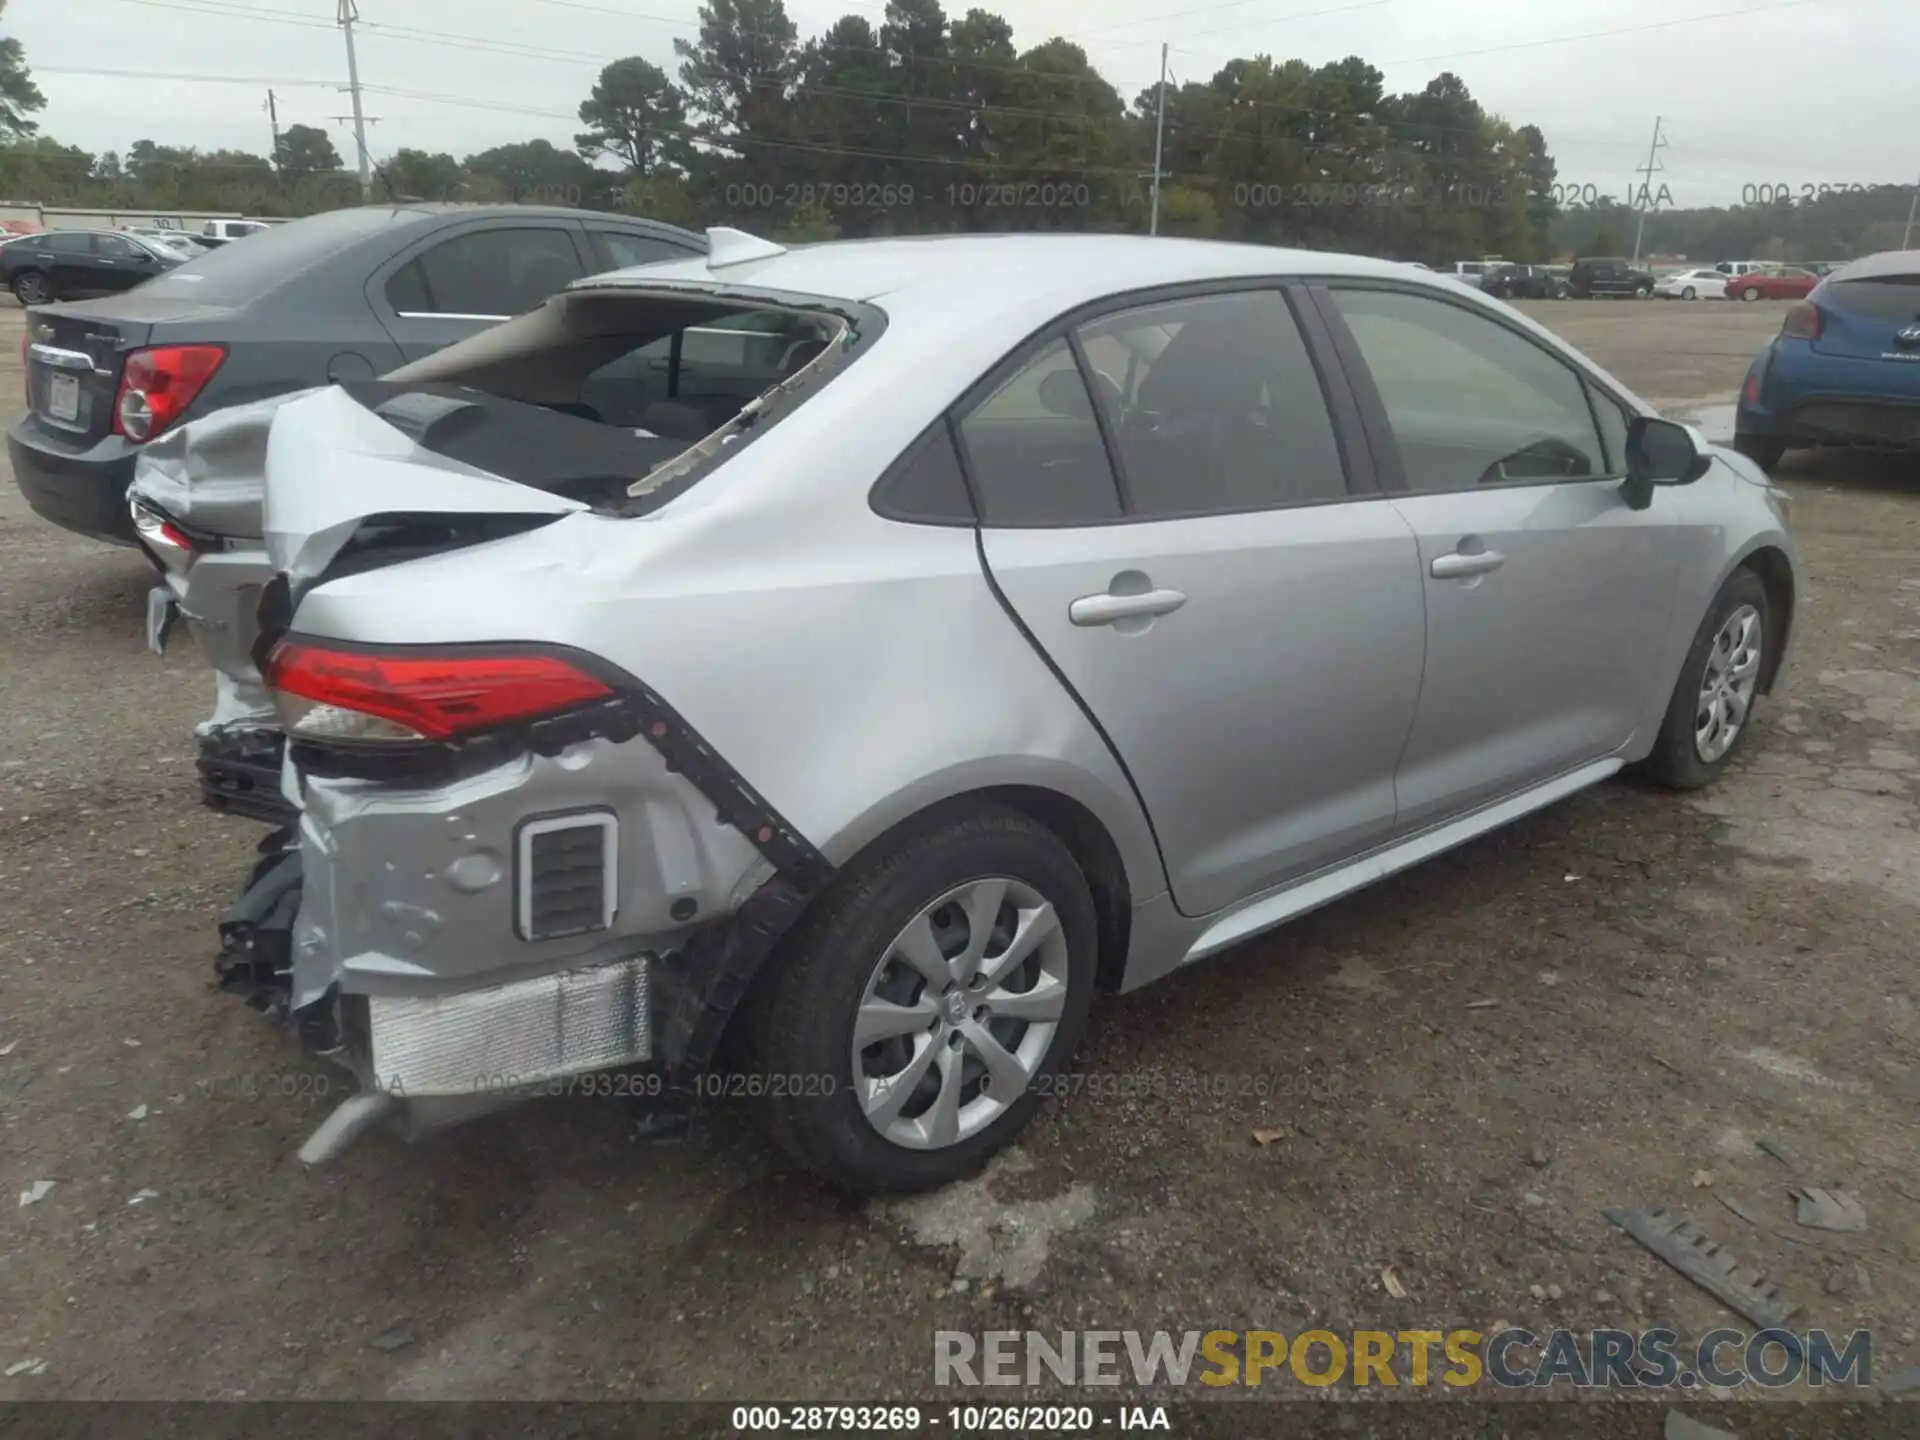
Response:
[129,497,200,571]
[263,639,615,746]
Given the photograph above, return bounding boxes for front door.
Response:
[1315,283,1684,833]
[966,287,1426,917]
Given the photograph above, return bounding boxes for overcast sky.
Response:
[11,0,1916,207]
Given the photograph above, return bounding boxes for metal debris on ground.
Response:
[126,1189,159,1206]
[125,1104,148,1121]
[369,1323,417,1353]
[1382,1266,1407,1299]
[0,1039,17,1056]
[1465,999,1499,1010]
[1716,1195,1759,1225]
[1664,1409,1741,1440]
[1604,1208,1797,1333]
[1793,1187,1867,1233]
[4,1359,48,1379]
[18,1181,54,1207]
[1756,1138,1799,1168]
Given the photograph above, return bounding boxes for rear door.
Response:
[368,219,592,361]
[1314,282,1684,832]
[969,285,1426,918]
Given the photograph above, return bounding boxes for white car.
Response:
[1654,269,1728,301]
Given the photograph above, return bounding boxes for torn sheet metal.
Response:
[1605,1207,1798,1333]
[129,388,324,539]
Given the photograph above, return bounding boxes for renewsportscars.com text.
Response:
[934,1328,1873,1390]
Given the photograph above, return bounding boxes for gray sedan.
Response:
[142,230,1799,1191]
[9,203,704,543]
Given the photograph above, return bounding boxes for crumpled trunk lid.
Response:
[263,386,590,594]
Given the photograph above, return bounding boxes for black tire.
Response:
[1636,283,1654,298]
[1638,568,1771,791]
[1681,286,1697,300]
[1732,433,1785,471]
[12,270,53,305]
[1741,285,1762,301]
[741,802,1098,1193]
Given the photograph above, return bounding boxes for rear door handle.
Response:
[1430,550,1506,579]
[1069,588,1188,627]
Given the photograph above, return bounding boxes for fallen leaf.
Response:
[18,1181,54,1208]
[126,1104,148,1122]
[1382,1266,1407,1299]
[0,1039,17,1056]
[1251,1127,1289,1146]
[1692,1170,1715,1189]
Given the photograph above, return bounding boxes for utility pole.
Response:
[1149,42,1168,236]
[264,89,281,170]
[338,0,372,201]
[1904,170,1919,249]
[1630,115,1666,267]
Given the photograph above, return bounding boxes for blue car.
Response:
[1734,249,1920,469]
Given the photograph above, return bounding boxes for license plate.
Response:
[47,372,79,423]
[146,586,179,656]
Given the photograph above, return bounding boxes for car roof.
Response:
[575,232,1437,320]
[1829,249,1920,282]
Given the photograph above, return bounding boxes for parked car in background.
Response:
[1733,249,1920,469]
[125,228,209,261]
[1435,259,1496,288]
[1570,257,1656,298]
[200,218,273,246]
[1654,268,1730,301]
[142,231,1798,1185]
[1481,263,1569,299]
[1,228,185,305]
[1727,267,1820,302]
[10,203,706,545]
[1715,261,1767,278]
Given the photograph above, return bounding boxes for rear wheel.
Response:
[1639,569,1770,790]
[742,803,1098,1192]
[1741,285,1763,301]
[1636,282,1654,298]
[12,270,53,305]
[1681,285,1697,300]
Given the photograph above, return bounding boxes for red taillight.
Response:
[112,343,226,442]
[1781,302,1821,341]
[1743,372,1761,405]
[263,640,615,746]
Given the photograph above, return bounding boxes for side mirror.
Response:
[1620,415,1711,510]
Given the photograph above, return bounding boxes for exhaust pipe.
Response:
[296,1091,396,1166]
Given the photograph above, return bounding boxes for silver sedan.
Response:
[134,229,1799,1190]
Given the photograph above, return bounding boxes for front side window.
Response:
[1329,287,1609,492]
[957,338,1122,525]
[386,227,586,317]
[1074,290,1347,517]
[95,233,143,259]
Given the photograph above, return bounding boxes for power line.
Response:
[1086,0,1390,43]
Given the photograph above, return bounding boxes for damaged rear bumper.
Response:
[217,827,819,1162]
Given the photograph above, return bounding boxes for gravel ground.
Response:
[1,297,1916,1406]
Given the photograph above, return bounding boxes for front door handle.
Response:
[1430,549,1506,579]
[1069,587,1188,627]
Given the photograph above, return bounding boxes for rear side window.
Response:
[387,227,586,318]
[1075,290,1347,517]
[1830,274,1920,319]
[958,338,1122,525]
[43,233,91,255]
[587,229,691,273]
[872,419,974,524]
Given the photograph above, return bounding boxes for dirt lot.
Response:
[2,297,1916,1409]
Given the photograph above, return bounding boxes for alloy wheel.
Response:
[14,273,50,305]
[851,876,1069,1151]
[1682,286,1697,300]
[1695,603,1763,763]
